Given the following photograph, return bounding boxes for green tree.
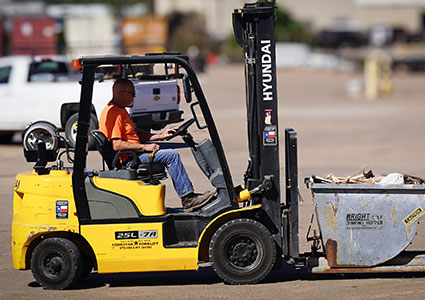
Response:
[167,12,215,57]
[221,5,315,62]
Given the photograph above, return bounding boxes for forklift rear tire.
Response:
[30,238,83,290]
[209,218,276,284]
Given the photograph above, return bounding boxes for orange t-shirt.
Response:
[99,101,140,144]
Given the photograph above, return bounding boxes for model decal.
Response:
[115,230,158,240]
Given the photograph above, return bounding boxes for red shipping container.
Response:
[10,17,57,55]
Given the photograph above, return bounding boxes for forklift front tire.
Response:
[209,218,276,284]
[30,237,83,290]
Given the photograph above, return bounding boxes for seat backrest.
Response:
[91,129,167,183]
[91,130,119,170]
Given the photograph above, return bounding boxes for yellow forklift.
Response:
[12,2,284,289]
[12,1,425,290]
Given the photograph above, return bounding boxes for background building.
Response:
[154,0,425,38]
[154,0,246,40]
[279,0,425,34]
[1,0,425,60]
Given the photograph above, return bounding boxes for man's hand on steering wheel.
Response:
[165,118,196,141]
[159,127,179,140]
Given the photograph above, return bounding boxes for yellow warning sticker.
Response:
[403,207,425,226]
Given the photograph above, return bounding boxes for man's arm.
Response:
[111,138,159,152]
[136,127,178,142]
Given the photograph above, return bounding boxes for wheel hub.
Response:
[228,237,258,268]
[71,122,78,140]
[43,254,63,277]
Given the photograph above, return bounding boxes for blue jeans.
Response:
[137,149,194,198]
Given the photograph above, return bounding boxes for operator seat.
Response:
[91,130,167,182]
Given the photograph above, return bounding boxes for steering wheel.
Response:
[165,118,196,141]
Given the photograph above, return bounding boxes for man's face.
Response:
[118,84,136,107]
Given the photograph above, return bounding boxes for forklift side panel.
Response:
[89,177,166,217]
[12,170,79,269]
[81,223,198,273]
[163,218,206,248]
[86,178,140,219]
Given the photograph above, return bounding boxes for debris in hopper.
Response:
[311,169,425,185]
[404,174,425,185]
[380,173,404,185]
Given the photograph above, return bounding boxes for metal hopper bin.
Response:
[307,183,425,273]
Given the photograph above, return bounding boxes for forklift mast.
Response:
[233,2,283,249]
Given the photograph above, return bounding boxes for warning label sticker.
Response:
[403,207,425,227]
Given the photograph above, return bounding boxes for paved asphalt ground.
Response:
[1,65,425,299]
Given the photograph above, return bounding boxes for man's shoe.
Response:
[182,191,214,212]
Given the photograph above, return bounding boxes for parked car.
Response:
[0,55,183,146]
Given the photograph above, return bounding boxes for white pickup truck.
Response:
[0,55,183,146]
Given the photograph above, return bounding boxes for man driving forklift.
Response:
[99,78,214,211]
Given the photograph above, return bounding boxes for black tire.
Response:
[64,112,98,149]
[80,254,94,279]
[209,218,276,285]
[30,238,83,290]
